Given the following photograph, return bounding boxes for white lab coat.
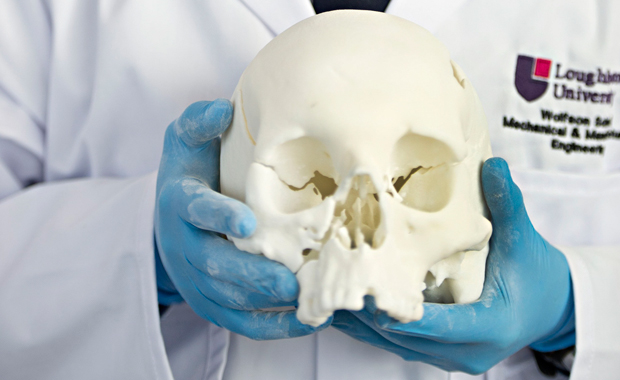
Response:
[0,1,618,379]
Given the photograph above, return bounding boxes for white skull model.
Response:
[220,10,492,327]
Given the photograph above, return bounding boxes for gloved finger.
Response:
[347,307,438,350]
[187,267,296,310]
[190,294,331,340]
[184,229,299,302]
[174,99,233,148]
[350,307,494,373]
[481,157,529,234]
[361,297,454,342]
[175,177,256,238]
[343,307,498,373]
[371,302,494,344]
[332,310,442,364]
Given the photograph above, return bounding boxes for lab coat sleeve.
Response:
[560,246,620,380]
[0,3,172,379]
[0,175,173,380]
[0,1,48,198]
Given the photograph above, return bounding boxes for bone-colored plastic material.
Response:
[220,10,492,326]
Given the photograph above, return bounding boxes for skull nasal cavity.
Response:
[333,175,384,250]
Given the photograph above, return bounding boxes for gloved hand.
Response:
[154,99,330,340]
[331,157,575,374]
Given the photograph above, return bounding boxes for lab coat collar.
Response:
[385,0,419,21]
[238,0,316,35]
[385,0,470,34]
[238,0,458,36]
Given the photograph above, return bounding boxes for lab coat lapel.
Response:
[238,0,316,35]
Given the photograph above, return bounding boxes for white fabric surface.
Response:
[0,0,618,379]
[0,173,169,380]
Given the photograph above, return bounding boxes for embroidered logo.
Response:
[514,55,551,102]
[506,55,619,156]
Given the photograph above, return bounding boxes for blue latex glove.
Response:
[331,157,575,374]
[154,99,330,339]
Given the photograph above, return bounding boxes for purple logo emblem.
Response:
[515,55,552,102]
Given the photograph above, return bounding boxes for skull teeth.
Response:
[337,226,351,248]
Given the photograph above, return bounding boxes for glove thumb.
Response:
[160,99,233,190]
[481,157,529,235]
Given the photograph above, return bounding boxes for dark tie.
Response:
[312,0,390,14]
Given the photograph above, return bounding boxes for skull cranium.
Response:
[220,10,492,326]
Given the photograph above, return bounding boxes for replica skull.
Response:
[220,10,493,326]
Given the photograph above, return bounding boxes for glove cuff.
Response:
[529,275,576,352]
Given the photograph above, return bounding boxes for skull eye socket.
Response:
[267,136,338,214]
[390,133,455,212]
[287,170,337,200]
